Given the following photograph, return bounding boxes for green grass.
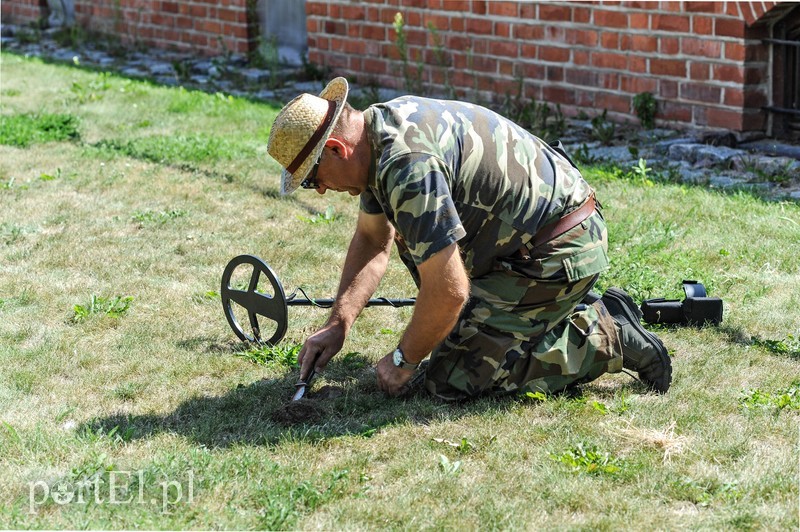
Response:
[1,52,799,530]
[0,113,80,147]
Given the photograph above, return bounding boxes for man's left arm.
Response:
[376,242,470,395]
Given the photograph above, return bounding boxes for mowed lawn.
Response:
[1,53,799,530]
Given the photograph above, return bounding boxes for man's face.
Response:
[312,148,365,196]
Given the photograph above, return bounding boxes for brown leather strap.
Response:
[286,99,337,175]
[531,193,597,249]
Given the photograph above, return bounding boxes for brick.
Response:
[595,91,630,113]
[713,64,745,84]
[628,56,647,73]
[573,7,591,23]
[539,46,570,63]
[495,22,511,38]
[620,75,657,94]
[539,4,572,21]
[715,18,745,38]
[601,72,620,90]
[440,0,470,12]
[601,32,620,49]
[660,37,679,55]
[514,24,544,40]
[685,2,721,14]
[342,5,365,20]
[745,66,766,84]
[680,82,721,103]
[621,34,657,53]
[543,86,576,106]
[488,1,518,17]
[547,65,564,82]
[681,37,722,58]
[466,17,493,35]
[162,2,179,14]
[594,9,628,28]
[592,51,627,70]
[630,13,649,30]
[659,101,692,122]
[743,88,768,108]
[690,62,710,81]
[490,41,518,58]
[573,50,590,65]
[424,14,450,30]
[723,87,744,107]
[566,68,598,87]
[706,107,743,129]
[520,3,536,19]
[307,2,328,16]
[651,59,685,77]
[652,14,690,32]
[725,42,745,61]
[362,24,386,41]
[693,16,713,35]
[565,28,598,47]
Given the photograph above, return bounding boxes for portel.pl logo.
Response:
[29,470,194,514]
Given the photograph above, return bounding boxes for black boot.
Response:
[601,288,672,393]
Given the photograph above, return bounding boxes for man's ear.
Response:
[324,137,350,159]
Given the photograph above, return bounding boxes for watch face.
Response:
[393,349,403,367]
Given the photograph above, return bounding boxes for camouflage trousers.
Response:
[413,209,623,401]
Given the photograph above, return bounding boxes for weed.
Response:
[112,382,145,401]
[740,381,800,412]
[1,88,22,97]
[432,437,476,454]
[590,400,609,415]
[750,334,800,359]
[633,92,657,129]
[39,168,62,181]
[502,77,566,142]
[591,110,616,145]
[72,295,134,323]
[95,134,251,164]
[70,72,113,103]
[393,12,425,95]
[427,22,455,99]
[235,342,301,368]
[0,113,80,147]
[2,224,23,245]
[551,443,621,475]
[525,391,547,402]
[437,454,462,475]
[248,35,282,89]
[131,209,187,226]
[668,477,741,507]
[627,158,654,185]
[298,205,339,225]
[572,143,598,166]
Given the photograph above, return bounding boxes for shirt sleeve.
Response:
[381,152,466,265]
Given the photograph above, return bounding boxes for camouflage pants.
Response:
[412,209,623,401]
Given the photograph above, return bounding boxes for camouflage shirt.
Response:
[361,97,595,278]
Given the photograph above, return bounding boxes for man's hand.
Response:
[297,324,346,381]
[376,352,415,396]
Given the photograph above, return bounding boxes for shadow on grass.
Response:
[78,350,521,448]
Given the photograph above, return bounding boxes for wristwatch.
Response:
[392,347,418,370]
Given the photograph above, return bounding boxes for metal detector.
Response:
[220,254,415,346]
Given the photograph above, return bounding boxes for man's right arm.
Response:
[297,210,395,379]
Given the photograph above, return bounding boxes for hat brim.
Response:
[280,77,349,195]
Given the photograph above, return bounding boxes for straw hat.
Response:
[267,77,350,194]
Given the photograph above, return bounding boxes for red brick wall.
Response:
[1,0,254,55]
[306,0,786,133]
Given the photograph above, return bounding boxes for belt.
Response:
[517,193,598,259]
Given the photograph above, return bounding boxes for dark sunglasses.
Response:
[300,152,323,189]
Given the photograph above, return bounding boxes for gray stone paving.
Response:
[2,23,799,200]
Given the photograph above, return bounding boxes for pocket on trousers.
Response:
[563,245,609,283]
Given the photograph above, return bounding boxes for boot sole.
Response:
[603,288,672,393]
